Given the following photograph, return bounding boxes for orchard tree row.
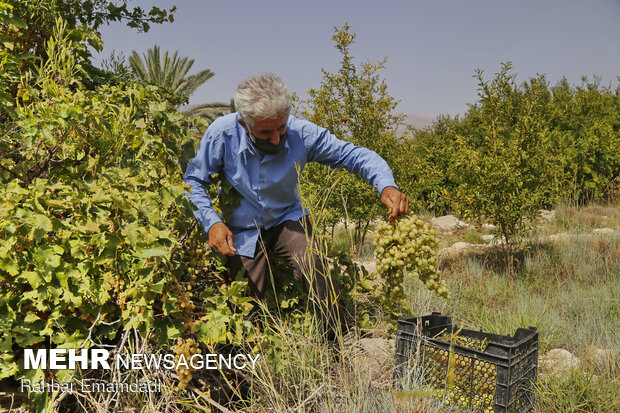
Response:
[299,24,619,271]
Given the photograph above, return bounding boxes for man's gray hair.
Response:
[234,73,291,128]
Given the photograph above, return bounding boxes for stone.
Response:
[449,241,476,252]
[538,209,556,222]
[481,234,505,245]
[540,348,580,374]
[482,223,496,231]
[592,228,614,235]
[349,338,394,380]
[546,232,570,243]
[355,260,376,275]
[431,215,470,231]
[593,348,617,373]
[439,242,490,259]
[358,337,394,361]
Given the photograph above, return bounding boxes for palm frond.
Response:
[128,45,219,111]
[179,69,215,96]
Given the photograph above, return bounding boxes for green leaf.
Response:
[18,271,42,289]
[167,323,182,340]
[32,245,63,269]
[0,258,19,276]
[7,15,27,29]
[79,218,100,233]
[194,311,228,344]
[149,278,166,293]
[122,222,140,245]
[136,246,169,259]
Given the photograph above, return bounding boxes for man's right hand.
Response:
[208,222,237,256]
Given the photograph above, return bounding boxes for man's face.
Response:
[239,114,288,146]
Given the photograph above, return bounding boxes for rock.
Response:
[349,338,394,380]
[594,348,617,373]
[540,349,580,374]
[481,234,505,245]
[450,241,476,251]
[482,223,496,231]
[539,209,556,222]
[439,242,491,259]
[355,260,377,275]
[358,337,394,361]
[547,232,570,243]
[592,228,614,235]
[431,215,471,231]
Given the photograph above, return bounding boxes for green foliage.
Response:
[0,20,255,406]
[0,1,176,118]
[549,77,620,201]
[6,0,174,55]
[399,73,618,230]
[129,45,232,120]
[0,2,37,119]
[395,117,459,215]
[536,367,620,413]
[1,20,194,184]
[183,99,235,123]
[129,45,214,97]
[447,63,564,274]
[297,23,405,254]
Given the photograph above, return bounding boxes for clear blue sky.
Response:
[94,0,620,121]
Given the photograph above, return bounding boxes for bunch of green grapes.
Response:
[172,337,201,389]
[183,238,224,288]
[101,261,126,298]
[374,214,450,300]
[184,240,203,283]
[103,272,125,297]
[171,283,195,330]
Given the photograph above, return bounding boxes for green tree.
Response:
[4,0,174,71]
[298,23,405,255]
[448,63,563,275]
[7,0,175,55]
[129,45,231,120]
[548,76,620,201]
[0,1,176,120]
[129,45,213,96]
[396,116,460,215]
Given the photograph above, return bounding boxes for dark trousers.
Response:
[227,217,345,338]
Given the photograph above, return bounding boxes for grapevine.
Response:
[374,214,450,303]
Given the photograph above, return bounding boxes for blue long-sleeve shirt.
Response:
[183,113,397,257]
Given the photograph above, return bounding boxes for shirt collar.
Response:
[237,127,254,156]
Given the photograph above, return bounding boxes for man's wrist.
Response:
[379,183,399,196]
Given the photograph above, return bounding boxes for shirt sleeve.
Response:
[183,131,225,233]
[303,121,398,195]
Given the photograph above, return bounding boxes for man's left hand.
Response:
[380,186,409,220]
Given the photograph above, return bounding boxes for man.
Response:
[183,73,408,338]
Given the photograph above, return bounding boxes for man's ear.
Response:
[238,117,250,135]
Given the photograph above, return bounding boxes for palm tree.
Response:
[129,45,231,121]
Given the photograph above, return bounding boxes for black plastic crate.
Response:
[394,312,538,413]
